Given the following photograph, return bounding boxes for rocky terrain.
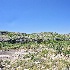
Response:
[0,31,70,70]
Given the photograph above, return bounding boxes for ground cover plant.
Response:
[0,31,70,70]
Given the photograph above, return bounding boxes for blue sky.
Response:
[0,0,70,34]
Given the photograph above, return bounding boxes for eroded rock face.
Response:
[54,38,62,41]
[0,31,70,45]
[0,31,8,35]
[37,39,43,43]
[1,37,44,44]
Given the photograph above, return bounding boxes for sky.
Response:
[0,0,70,34]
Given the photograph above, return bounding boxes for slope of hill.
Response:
[0,31,70,70]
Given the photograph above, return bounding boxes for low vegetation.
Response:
[0,31,70,70]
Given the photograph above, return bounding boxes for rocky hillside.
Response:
[0,31,70,55]
[0,31,70,70]
[0,31,70,43]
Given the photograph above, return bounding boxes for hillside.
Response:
[0,31,70,70]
